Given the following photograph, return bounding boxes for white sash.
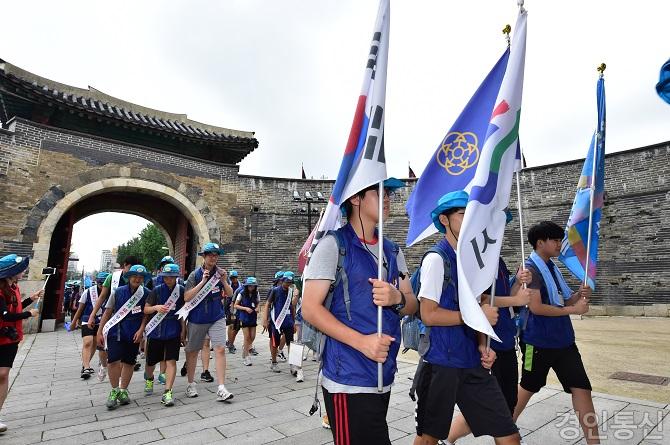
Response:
[89,285,99,308]
[110,270,122,298]
[144,285,181,336]
[271,287,293,330]
[102,285,144,348]
[175,270,221,320]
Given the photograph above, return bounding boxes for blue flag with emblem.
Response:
[406,49,510,246]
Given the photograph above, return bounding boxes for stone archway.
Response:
[27,177,212,282]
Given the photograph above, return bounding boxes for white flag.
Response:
[457,10,527,341]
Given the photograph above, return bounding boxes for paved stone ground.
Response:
[1,330,668,444]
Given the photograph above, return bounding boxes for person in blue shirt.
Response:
[445,210,535,444]
[234,276,260,366]
[183,242,234,402]
[143,263,185,407]
[263,271,298,373]
[225,270,243,354]
[513,221,598,444]
[303,179,418,444]
[97,265,151,410]
[413,191,520,445]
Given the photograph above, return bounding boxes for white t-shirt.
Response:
[79,287,102,316]
[417,253,445,305]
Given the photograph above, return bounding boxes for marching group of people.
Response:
[0,179,599,444]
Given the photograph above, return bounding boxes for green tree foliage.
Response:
[116,224,167,272]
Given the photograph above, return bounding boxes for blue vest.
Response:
[148,283,185,340]
[491,259,516,352]
[237,290,259,325]
[188,267,225,324]
[109,285,149,342]
[322,224,401,388]
[521,261,576,349]
[424,239,480,369]
[269,286,294,329]
[81,286,103,324]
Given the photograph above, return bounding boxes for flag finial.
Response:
[597,63,606,78]
[502,24,511,47]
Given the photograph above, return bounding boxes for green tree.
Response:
[116,224,167,271]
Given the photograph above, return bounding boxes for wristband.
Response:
[391,291,406,313]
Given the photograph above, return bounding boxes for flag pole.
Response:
[583,63,606,289]
[377,180,384,392]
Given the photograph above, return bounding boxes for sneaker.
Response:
[186,382,198,398]
[106,388,120,410]
[270,362,281,373]
[227,344,236,354]
[97,364,107,382]
[118,389,130,405]
[133,362,141,372]
[277,350,287,362]
[216,385,234,402]
[139,351,145,359]
[80,366,88,379]
[296,369,304,382]
[250,347,259,356]
[242,356,252,366]
[290,365,297,376]
[200,370,214,383]
[161,389,174,407]
[158,373,166,385]
[180,362,187,377]
[0,419,7,432]
[322,414,330,429]
[144,379,154,396]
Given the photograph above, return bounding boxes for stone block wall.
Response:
[1,118,669,313]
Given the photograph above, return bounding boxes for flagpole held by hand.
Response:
[377,180,384,392]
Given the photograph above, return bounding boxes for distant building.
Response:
[100,249,113,272]
[67,252,79,275]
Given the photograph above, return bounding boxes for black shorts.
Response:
[322,387,391,445]
[269,325,293,346]
[240,320,257,328]
[107,337,140,365]
[0,342,19,368]
[146,337,181,366]
[81,324,98,338]
[414,361,518,440]
[520,342,592,393]
[491,348,519,413]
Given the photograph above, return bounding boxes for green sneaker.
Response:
[158,373,166,385]
[106,388,120,410]
[118,388,130,405]
[144,379,154,396]
[161,389,174,407]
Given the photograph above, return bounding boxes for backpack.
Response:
[229,286,243,315]
[401,244,453,355]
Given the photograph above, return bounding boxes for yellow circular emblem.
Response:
[436,132,480,176]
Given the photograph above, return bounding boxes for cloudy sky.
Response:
[4,1,669,270]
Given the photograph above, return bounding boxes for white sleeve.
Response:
[235,293,242,303]
[418,253,445,305]
[78,289,88,304]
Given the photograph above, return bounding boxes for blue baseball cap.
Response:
[159,263,181,277]
[159,255,175,265]
[274,271,285,279]
[229,270,239,278]
[282,271,295,282]
[199,242,224,256]
[383,177,406,191]
[0,254,30,279]
[244,276,258,286]
[95,272,109,283]
[123,264,151,279]
[431,191,469,233]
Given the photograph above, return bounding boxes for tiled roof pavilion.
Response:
[0,58,258,164]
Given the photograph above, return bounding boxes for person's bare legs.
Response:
[513,385,535,421]
[446,414,471,443]
[186,350,199,383]
[81,336,94,369]
[119,363,134,389]
[413,434,439,445]
[165,360,177,390]
[572,388,600,444]
[201,338,210,373]
[108,361,121,387]
[213,345,227,385]
[0,367,10,411]
[145,364,156,380]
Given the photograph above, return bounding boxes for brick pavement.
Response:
[1,330,667,444]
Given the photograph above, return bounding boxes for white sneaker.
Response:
[242,356,252,366]
[278,350,287,362]
[0,419,7,433]
[186,382,198,398]
[296,369,304,382]
[216,385,233,402]
[289,364,296,376]
[270,362,281,373]
[97,364,107,382]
